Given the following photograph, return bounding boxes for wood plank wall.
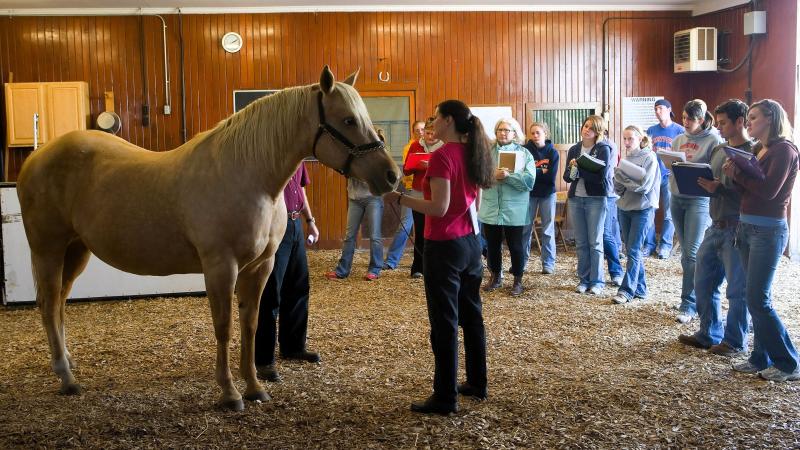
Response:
[0,8,794,249]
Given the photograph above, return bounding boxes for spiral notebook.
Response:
[672,162,714,197]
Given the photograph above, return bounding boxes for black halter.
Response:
[311,91,385,177]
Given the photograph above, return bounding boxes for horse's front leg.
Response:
[202,259,242,410]
[236,257,274,402]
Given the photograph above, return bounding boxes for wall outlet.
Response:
[164,104,171,115]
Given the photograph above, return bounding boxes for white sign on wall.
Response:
[622,96,662,132]
[469,105,514,140]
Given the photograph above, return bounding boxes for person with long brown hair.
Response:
[385,99,494,414]
[724,99,800,381]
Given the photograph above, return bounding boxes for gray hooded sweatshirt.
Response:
[668,126,724,198]
[614,146,661,211]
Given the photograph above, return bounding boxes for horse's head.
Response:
[310,66,400,195]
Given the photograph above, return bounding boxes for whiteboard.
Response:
[1,186,206,304]
[469,105,514,139]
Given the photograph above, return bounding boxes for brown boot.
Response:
[511,276,524,296]
[483,272,502,292]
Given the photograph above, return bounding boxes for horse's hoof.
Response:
[243,390,271,402]
[217,397,245,411]
[59,383,82,396]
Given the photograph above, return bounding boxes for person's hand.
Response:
[307,222,320,246]
[541,168,549,174]
[384,191,401,205]
[722,159,737,179]
[419,159,430,169]
[495,168,509,180]
[697,177,721,193]
[569,159,577,167]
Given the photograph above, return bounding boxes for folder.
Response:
[576,153,606,173]
[672,162,714,197]
[404,151,432,171]
[723,146,764,180]
[498,151,525,173]
[616,159,647,182]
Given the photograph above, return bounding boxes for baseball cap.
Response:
[655,98,674,118]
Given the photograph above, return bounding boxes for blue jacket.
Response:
[524,139,560,197]
[562,140,613,197]
[478,142,536,226]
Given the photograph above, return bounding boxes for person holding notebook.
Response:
[678,99,754,356]
[563,115,613,295]
[611,125,660,304]
[724,99,799,382]
[669,100,724,323]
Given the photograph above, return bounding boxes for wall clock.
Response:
[221,32,243,53]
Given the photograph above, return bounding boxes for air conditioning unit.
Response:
[674,27,718,73]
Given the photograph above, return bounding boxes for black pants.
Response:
[423,234,487,404]
[483,223,526,277]
[411,210,426,274]
[255,218,310,366]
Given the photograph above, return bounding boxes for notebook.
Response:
[404,151,432,170]
[656,150,686,167]
[576,153,606,173]
[616,159,647,182]
[723,146,764,180]
[498,151,525,173]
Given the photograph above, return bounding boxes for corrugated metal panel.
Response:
[532,109,594,145]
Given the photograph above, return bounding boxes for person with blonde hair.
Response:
[724,99,799,382]
[479,117,536,296]
[522,121,560,274]
[612,125,660,304]
[670,99,724,323]
[563,115,614,295]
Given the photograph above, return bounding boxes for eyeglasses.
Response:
[496,128,514,133]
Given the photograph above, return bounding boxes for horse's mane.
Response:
[208,85,313,171]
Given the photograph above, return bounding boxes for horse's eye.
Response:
[343,117,356,127]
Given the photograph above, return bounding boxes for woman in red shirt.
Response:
[386,100,494,415]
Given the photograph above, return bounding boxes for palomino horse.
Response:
[17,66,399,410]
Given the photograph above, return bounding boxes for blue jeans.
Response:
[604,197,623,279]
[383,205,413,269]
[692,226,749,351]
[334,196,384,277]
[617,208,653,299]
[569,196,606,287]
[644,176,674,254]
[737,221,798,373]
[671,196,710,315]
[521,193,557,271]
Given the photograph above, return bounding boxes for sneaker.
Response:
[364,273,379,281]
[410,272,423,279]
[676,312,695,324]
[656,246,671,259]
[541,267,554,275]
[633,293,648,301]
[575,284,588,294]
[759,366,800,382]
[324,271,344,280]
[732,361,761,374]
[588,285,604,296]
[709,342,746,357]
[382,263,395,270]
[678,333,711,349]
[610,276,623,287]
[612,293,630,304]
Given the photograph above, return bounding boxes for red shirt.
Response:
[423,142,478,241]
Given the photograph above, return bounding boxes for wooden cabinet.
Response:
[4,81,90,180]
[4,81,90,147]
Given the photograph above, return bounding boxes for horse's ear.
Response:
[343,68,360,87]
[320,65,335,95]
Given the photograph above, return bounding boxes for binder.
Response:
[723,146,764,180]
[404,151,432,170]
[672,162,714,197]
[576,153,606,173]
[657,150,686,167]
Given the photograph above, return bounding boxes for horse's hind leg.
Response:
[235,259,274,403]
[59,240,91,370]
[31,247,80,395]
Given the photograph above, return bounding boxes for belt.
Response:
[288,211,302,220]
[712,219,739,229]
